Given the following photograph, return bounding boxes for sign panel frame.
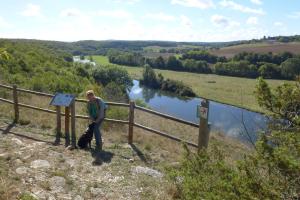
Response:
[197,105,209,119]
[50,93,75,107]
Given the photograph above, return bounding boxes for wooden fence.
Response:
[0,83,210,151]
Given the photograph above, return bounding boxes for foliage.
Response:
[140,65,196,97]
[108,50,144,66]
[280,58,300,80]
[182,50,218,64]
[0,39,91,94]
[91,65,132,90]
[134,98,149,108]
[258,63,281,79]
[215,61,259,78]
[140,64,160,88]
[182,59,211,73]
[0,39,132,103]
[169,78,300,200]
[0,48,10,60]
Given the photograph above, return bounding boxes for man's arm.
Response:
[95,99,105,123]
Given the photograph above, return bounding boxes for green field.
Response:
[92,55,111,65]
[93,55,292,113]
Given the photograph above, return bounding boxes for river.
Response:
[128,80,268,143]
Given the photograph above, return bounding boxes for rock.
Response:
[66,159,76,167]
[14,158,23,166]
[0,153,8,158]
[90,187,104,197]
[74,195,84,200]
[49,176,66,192]
[132,166,164,178]
[34,172,48,182]
[16,166,30,175]
[31,186,56,200]
[102,173,124,183]
[30,160,50,169]
[56,193,72,199]
[23,155,31,160]
[11,138,24,146]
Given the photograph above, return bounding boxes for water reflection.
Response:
[128,80,268,143]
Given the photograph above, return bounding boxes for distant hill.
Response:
[1,35,300,58]
[210,42,300,58]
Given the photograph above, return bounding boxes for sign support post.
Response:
[50,93,75,148]
[71,100,76,148]
[197,99,210,152]
[54,106,62,145]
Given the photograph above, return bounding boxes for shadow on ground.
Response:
[90,149,114,166]
[129,143,148,163]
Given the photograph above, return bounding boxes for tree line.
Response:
[140,65,196,97]
[108,49,300,80]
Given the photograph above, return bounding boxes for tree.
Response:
[89,55,94,62]
[154,56,165,69]
[258,63,281,79]
[166,56,182,70]
[281,58,300,80]
[140,64,160,88]
[0,48,10,60]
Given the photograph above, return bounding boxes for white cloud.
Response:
[60,8,82,17]
[171,0,215,9]
[274,21,283,26]
[288,11,300,19]
[180,15,193,28]
[250,0,262,5]
[220,0,265,15]
[247,16,258,25]
[20,3,42,17]
[211,14,240,28]
[96,9,132,18]
[145,12,176,22]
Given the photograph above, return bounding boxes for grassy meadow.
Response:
[92,55,292,113]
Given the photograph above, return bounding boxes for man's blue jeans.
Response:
[94,121,103,148]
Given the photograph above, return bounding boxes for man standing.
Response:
[86,90,106,151]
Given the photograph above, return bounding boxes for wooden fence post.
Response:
[71,101,76,148]
[65,107,70,147]
[198,99,210,152]
[12,85,19,123]
[54,106,61,144]
[128,101,135,144]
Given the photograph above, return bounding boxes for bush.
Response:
[92,65,132,89]
[169,79,300,200]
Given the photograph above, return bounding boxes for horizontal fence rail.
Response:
[135,105,199,128]
[0,83,211,150]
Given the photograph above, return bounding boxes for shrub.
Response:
[169,78,300,200]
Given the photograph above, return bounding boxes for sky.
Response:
[0,0,300,42]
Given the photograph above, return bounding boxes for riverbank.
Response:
[92,55,293,113]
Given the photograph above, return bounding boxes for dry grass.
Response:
[0,86,250,165]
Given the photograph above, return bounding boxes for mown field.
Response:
[210,42,300,58]
[92,55,292,113]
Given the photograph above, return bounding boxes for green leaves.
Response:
[0,48,10,60]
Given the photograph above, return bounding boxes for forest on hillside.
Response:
[0,39,132,103]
